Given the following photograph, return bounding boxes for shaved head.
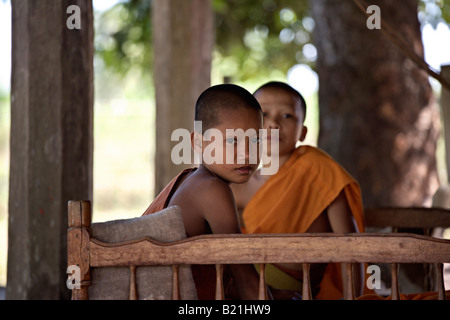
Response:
[195,84,262,133]
[254,81,307,123]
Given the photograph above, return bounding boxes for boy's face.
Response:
[197,107,263,184]
[254,87,307,156]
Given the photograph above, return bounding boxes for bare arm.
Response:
[230,183,246,213]
[327,190,363,297]
[202,182,272,300]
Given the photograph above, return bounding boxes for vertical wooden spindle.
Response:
[172,265,181,300]
[129,266,138,300]
[436,263,446,300]
[390,263,400,300]
[258,264,268,300]
[345,263,355,300]
[302,263,312,300]
[215,264,224,300]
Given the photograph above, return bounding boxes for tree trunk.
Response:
[153,0,213,195]
[441,65,450,184]
[311,0,441,294]
[7,0,93,299]
[311,0,440,208]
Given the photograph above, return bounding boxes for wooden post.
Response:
[7,0,93,299]
[152,0,213,195]
[67,201,91,300]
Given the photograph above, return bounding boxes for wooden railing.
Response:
[68,201,450,300]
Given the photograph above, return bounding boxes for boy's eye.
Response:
[283,113,294,119]
[251,137,261,144]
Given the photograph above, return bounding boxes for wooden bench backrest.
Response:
[67,201,450,300]
[364,207,450,295]
[365,207,450,231]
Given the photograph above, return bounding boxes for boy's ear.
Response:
[191,131,203,153]
[299,126,308,142]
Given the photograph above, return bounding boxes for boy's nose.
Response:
[236,150,248,162]
[264,117,280,129]
[236,139,258,165]
[236,141,250,162]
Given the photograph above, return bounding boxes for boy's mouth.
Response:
[235,165,253,175]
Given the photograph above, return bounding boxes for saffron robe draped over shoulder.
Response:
[242,145,365,300]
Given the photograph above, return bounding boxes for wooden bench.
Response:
[67,201,450,300]
[365,207,450,295]
[365,207,450,232]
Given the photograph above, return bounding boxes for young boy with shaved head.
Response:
[232,81,368,299]
[142,84,272,300]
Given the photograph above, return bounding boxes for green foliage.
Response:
[95,0,450,82]
[96,0,313,82]
[213,0,312,80]
[418,0,450,27]
[95,0,152,77]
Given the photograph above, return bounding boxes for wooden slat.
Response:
[365,207,450,228]
[258,264,267,300]
[215,264,224,300]
[88,233,450,267]
[390,263,399,300]
[129,266,138,300]
[172,265,180,300]
[302,263,312,300]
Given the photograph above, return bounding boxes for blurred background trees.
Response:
[92,0,450,293]
[1,0,450,292]
[95,0,450,83]
[94,0,450,206]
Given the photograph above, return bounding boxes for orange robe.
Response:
[242,145,365,300]
[141,167,219,300]
[142,168,195,216]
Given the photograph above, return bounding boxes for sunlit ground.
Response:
[0,99,9,287]
[92,98,155,223]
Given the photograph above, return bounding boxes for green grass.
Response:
[92,98,155,222]
[0,98,10,287]
[0,216,6,287]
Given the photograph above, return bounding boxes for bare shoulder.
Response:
[168,167,240,236]
[169,168,231,210]
[197,173,235,202]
